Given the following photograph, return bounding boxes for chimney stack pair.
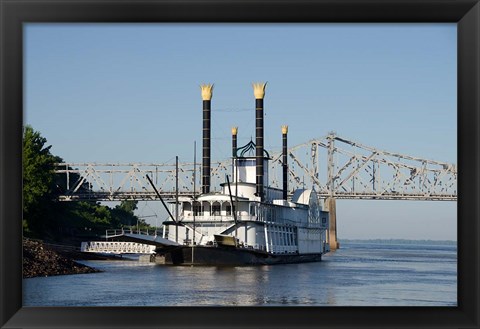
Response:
[200,83,288,201]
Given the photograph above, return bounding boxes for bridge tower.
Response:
[325,197,339,250]
[326,133,339,250]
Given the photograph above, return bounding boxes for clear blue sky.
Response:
[24,23,457,240]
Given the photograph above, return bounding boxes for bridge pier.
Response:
[325,197,339,250]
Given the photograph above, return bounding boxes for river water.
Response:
[23,242,457,306]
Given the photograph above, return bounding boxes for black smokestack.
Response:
[200,84,214,194]
[253,82,267,201]
[232,126,238,178]
[282,125,288,200]
[232,127,238,158]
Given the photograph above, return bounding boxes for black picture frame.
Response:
[1,0,479,328]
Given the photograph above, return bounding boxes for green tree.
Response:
[111,200,139,227]
[118,200,138,214]
[23,125,58,236]
[23,125,149,242]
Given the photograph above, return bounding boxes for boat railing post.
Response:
[175,156,179,244]
[264,224,269,253]
[193,140,196,246]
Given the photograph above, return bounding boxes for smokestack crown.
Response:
[252,82,267,99]
[231,126,238,136]
[282,125,288,134]
[200,83,214,101]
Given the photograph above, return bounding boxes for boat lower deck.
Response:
[158,245,322,266]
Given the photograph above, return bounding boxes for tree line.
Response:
[23,125,151,243]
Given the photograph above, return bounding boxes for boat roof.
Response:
[196,194,249,202]
[291,189,317,205]
[219,182,283,192]
[168,194,248,203]
[235,139,271,159]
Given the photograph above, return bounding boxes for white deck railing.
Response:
[81,241,156,254]
[105,228,162,239]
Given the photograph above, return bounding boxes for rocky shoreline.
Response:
[23,239,101,278]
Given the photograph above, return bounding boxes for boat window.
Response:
[193,202,201,216]
[202,201,211,214]
[212,202,221,216]
[183,202,192,212]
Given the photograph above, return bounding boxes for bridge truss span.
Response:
[55,162,198,201]
[54,133,457,202]
[277,134,457,201]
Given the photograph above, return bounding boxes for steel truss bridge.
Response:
[54,133,457,202]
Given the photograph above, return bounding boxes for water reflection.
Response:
[23,243,457,307]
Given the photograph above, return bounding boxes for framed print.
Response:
[1,0,479,328]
